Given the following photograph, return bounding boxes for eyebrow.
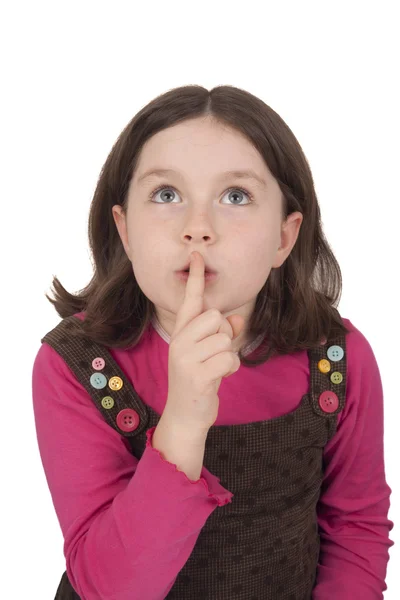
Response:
[137,168,267,188]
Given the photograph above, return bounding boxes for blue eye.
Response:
[149,184,254,205]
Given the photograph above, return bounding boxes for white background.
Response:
[1,0,398,597]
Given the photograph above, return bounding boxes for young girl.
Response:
[32,84,394,600]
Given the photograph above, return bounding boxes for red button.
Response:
[116,408,140,432]
[318,390,339,413]
[320,336,327,345]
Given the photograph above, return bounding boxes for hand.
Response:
[163,250,245,434]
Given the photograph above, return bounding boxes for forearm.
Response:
[152,414,208,481]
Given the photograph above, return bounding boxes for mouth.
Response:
[178,268,215,276]
[175,269,218,283]
[176,261,217,274]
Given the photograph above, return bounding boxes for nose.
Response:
[182,221,214,243]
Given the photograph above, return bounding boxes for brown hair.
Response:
[45,84,350,366]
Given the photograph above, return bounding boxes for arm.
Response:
[152,411,207,481]
[313,324,394,599]
[32,343,233,600]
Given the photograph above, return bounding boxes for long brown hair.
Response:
[45,84,350,366]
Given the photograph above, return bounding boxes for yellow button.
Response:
[108,376,124,391]
[318,359,331,373]
[330,371,343,385]
[101,396,115,409]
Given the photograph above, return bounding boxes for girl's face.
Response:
[112,116,303,351]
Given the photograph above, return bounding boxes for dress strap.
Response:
[307,308,347,432]
[41,315,149,438]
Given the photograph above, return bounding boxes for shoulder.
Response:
[337,316,383,424]
[32,311,88,386]
[341,316,380,370]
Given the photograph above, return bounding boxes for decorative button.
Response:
[90,373,108,389]
[318,390,339,413]
[109,376,123,391]
[320,336,327,345]
[318,359,331,374]
[92,357,106,370]
[330,371,343,385]
[326,345,344,362]
[116,408,140,432]
[101,396,115,409]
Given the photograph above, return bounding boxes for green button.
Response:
[330,371,343,384]
[101,396,114,409]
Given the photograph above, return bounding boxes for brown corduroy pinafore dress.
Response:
[42,311,347,600]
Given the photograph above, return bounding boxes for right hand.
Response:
[163,250,245,434]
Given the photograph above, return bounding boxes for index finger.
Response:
[172,251,205,338]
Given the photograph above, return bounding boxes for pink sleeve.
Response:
[32,343,233,600]
[313,326,394,599]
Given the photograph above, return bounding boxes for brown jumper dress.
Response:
[42,312,347,600]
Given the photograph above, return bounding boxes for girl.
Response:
[32,85,394,600]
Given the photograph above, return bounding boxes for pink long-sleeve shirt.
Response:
[32,312,394,599]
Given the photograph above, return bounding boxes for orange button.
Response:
[108,376,124,391]
[318,359,331,374]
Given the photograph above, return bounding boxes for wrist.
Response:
[158,411,209,445]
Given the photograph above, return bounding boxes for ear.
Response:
[112,205,131,260]
[272,211,303,268]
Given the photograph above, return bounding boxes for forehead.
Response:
[134,117,272,183]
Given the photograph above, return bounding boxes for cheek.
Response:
[129,218,166,263]
[240,227,277,260]
[129,261,163,306]
[129,238,172,295]
[237,230,278,283]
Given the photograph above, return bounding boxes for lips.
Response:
[176,260,217,274]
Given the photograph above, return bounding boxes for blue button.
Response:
[90,372,108,389]
[326,345,344,362]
